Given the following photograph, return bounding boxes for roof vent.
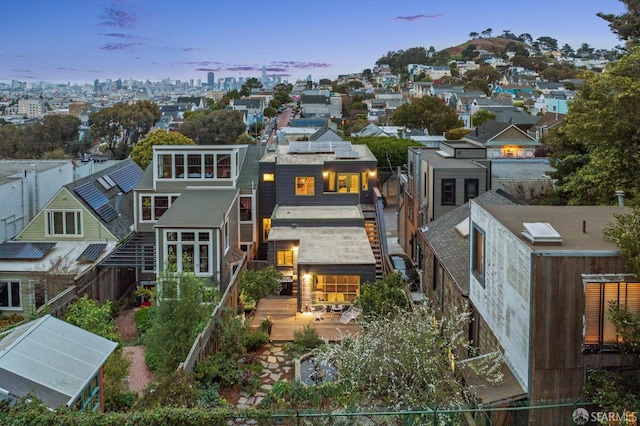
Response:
[521,222,562,244]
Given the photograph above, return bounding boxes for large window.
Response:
[0,281,20,308]
[157,152,234,179]
[337,173,359,193]
[277,250,294,266]
[141,195,179,221]
[165,230,212,275]
[296,177,315,195]
[313,275,360,304]
[471,225,485,286]
[585,281,640,345]
[464,179,479,202]
[441,179,456,205]
[46,210,82,236]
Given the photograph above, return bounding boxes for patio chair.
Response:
[312,305,327,321]
[339,306,362,324]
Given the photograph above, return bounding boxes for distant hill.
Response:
[443,37,529,57]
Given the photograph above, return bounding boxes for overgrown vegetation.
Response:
[63,295,132,412]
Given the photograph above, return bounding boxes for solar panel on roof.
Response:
[109,163,142,193]
[97,175,116,190]
[334,150,360,159]
[0,242,56,260]
[75,182,109,211]
[96,203,118,222]
[76,243,107,262]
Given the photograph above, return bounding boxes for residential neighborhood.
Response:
[2,10,640,423]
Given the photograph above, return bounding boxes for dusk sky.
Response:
[1,0,626,85]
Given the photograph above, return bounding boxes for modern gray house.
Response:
[258,141,385,312]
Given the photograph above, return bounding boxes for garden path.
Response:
[116,309,155,395]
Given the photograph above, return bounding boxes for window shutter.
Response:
[584,283,602,345]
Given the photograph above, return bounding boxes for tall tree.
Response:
[471,110,496,127]
[598,0,640,45]
[179,110,247,144]
[560,43,575,57]
[239,77,263,96]
[392,97,463,135]
[536,36,559,52]
[546,46,640,205]
[130,130,195,170]
[469,32,479,40]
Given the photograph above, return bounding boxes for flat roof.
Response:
[267,226,376,265]
[261,144,377,165]
[273,205,362,220]
[479,204,626,252]
[0,160,69,185]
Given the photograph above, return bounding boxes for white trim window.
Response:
[140,195,179,222]
[165,230,212,275]
[46,210,82,236]
[0,281,21,308]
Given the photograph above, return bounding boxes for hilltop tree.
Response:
[518,33,533,44]
[469,32,479,40]
[598,0,640,45]
[130,130,195,170]
[560,43,575,57]
[546,46,640,205]
[576,43,595,58]
[392,96,463,136]
[536,36,558,52]
[481,28,492,38]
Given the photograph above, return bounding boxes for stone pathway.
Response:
[235,343,293,409]
[116,309,155,395]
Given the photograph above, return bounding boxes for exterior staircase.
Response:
[363,209,384,280]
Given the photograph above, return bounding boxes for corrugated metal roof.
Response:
[0,315,118,408]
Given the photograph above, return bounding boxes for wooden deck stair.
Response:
[364,211,384,280]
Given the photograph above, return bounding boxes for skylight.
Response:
[521,222,562,244]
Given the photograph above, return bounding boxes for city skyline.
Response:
[1,0,626,85]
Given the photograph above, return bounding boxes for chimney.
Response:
[615,190,625,206]
[115,192,123,214]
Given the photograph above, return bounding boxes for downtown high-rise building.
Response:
[207,72,215,89]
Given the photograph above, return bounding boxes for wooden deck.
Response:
[249,295,361,343]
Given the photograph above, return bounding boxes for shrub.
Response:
[134,306,155,335]
[245,329,270,351]
[195,353,241,388]
[199,382,228,408]
[105,391,137,412]
[285,324,324,356]
[216,314,249,359]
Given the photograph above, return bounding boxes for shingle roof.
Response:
[421,190,521,296]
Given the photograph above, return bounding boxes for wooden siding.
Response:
[300,263,377,312]
[18,188,117,242]
[528,254,631,404]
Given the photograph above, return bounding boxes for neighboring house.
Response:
[463,121,542,158]
[469,98,514,116]
[492,84,534,97]
[258,141,383,311]
[112,144,259,290]
[1,159,142,315]
[398,143,491,261]
[527,112,566,140]
[0,160,73,243]
[309,127,342,142]
[468,203,639,423]
[300,95,332,118]
[157,103,196,130]
[0,314,117,412]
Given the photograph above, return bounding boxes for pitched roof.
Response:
[0,315,117,409]
[421,190,521,296]
[300,95,331,105]
[65,159,142,240]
